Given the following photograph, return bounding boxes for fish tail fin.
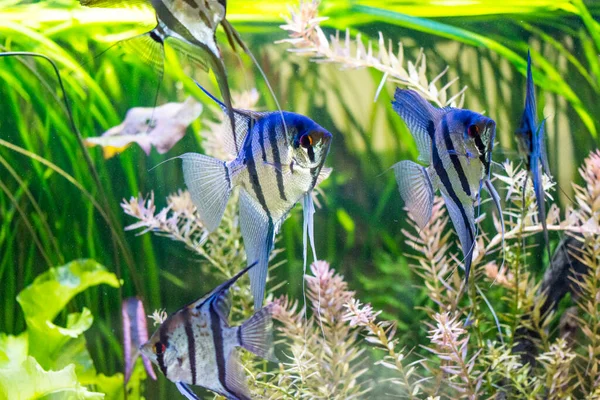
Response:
[392,160,434,229]
[239,305,276,362]
[120,30,165,82]
[179,153,233,232]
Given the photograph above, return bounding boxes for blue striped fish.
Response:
[140,263,276,400]
[179,85,332,309]
[515,50,552,259]
[78,0,240,139]
[392,88,503,284]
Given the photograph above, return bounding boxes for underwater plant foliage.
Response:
[1,0,600,398]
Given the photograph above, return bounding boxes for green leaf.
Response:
[0,333,28,370]
[0,357,104,399]
[17,259,119,323]
[15,259,119,375]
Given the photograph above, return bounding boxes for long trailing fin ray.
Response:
[531,157,551,260]
[441,192,476,285]
[485,179,505,269]
[239,305,276,362]
[224,351,251,400]
[223,19,290,144]
[180,153,232,232]
[239,190,275,310]
[175,382,200,400]
[392,88,442,164]
[393,160,434,229]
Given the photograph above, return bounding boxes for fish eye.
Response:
[467,124,479,137]
[299,134,313,148]
[154,342,166,354]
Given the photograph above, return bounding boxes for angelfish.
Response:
[391,88,503,284]
[515,50,552,259]
[178,85,332,310]
[140,262,276,400]
[78,0,241,140]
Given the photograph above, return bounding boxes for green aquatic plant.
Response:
[0,259,145,399]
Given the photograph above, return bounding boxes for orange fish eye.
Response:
[468,124,479,137]
[299,134,313,148]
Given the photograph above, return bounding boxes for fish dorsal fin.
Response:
[196,83,267,155]
[190,262,258,319]
[392,89,447,164]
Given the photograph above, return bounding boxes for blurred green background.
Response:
[1,0,599,397]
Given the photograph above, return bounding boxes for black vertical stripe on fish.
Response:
[183,310,197,385]
[183,0,199,8]
[441,116,471,198]
[473,135,489,175]
[217,0,226,8]
[209,302,229,395]
[223,162,231,189]
[198,9,212,28]
[309,167,319,189]
[244,132,271,220]
[428,121,475,245]
[149,29,164,44]
[157,323,170,377]
[257,118,267,162]
[267,120,287,201]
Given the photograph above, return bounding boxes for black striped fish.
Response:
[178,84,332,310]
[140,263,276,400]
[78,0,239,138]
[515,50,552,259]
[392,88,503,284]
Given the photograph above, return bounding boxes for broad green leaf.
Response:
[16,259,119,374]
[17,259,119,323]
[0,333,28,369]
[0,357,104,400]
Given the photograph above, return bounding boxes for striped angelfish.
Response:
[178,85,332,310]
[78,0,242,138]
[515,50,552,260]
[391,88,503,284]
[140,263,276,400]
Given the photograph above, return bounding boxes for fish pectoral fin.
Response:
[224,351,251,400]
[175,382,200,400]
[393,160,434,230]
[239,190,276,310]
[180,153,232,232]
[316,167,332,186]
[239,305,276,362]
[119,31,165,82]
[441,193,476,285]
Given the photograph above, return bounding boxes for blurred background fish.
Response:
[178,85,332,310]
[122,297,157,383]
[391,88,501,285]
[515,50,552,259]
[140,262,275,400]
